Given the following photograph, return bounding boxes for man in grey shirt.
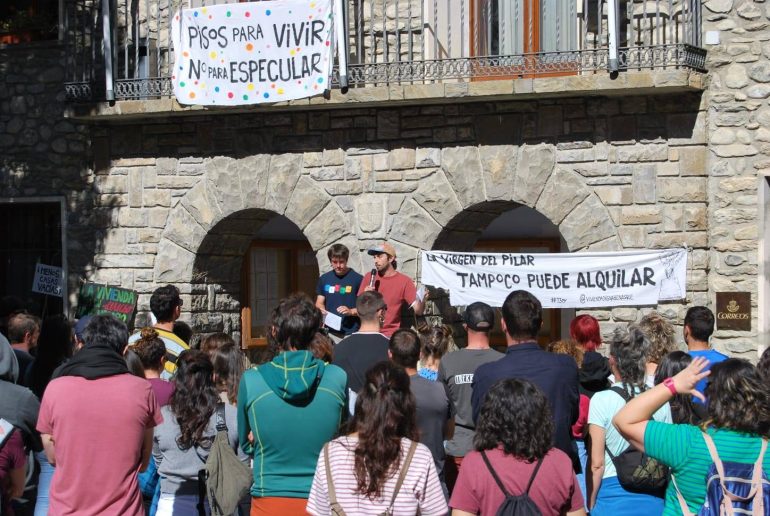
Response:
[438,302,503,491]
[389,328,451,489]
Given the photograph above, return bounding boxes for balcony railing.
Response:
[64,0,707,102]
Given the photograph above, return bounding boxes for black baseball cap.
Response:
[463,302,495,332]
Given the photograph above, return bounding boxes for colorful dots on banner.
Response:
[263,93,269,99]
[243,94,248,100]
[209,51,217,59]
[227,92,234,99]
[226,10,231,17]
[214,86,220,92]
[201,8,207,14]
[277,88,284,94]
[265,9,271,15]
[290,49,296,56]
[193,11,198,17]
[246,43,253,51]
[310,2,316,7]
[179,81,186,87]
[245,11,250,17]
[247,83,255,91]
[189,92,195,99]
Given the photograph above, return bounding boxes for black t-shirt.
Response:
[332,332,390,394]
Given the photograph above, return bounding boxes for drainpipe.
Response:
[607,0,619,73]
[334,0,348,92]
[102,0,115,101]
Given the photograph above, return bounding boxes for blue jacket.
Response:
[471,342,580,472]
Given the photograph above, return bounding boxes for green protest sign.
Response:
[75,283,138,328]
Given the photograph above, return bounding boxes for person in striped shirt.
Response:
[307,361,448,516]
[128,284,189,379]
[614,357,770,515]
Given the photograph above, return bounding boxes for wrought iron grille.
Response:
[64,0,707,102]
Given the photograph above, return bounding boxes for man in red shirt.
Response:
[358,242,426,337]
[37,315,162,516]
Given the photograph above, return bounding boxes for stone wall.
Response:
[701,0,770,356]
[0,42,94,297]
[87,93,718,351]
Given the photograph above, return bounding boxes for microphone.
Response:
[369,268,377,289]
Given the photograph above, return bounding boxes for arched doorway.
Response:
[192,209,318,348]
[432,201,573,347]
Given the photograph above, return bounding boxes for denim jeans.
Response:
[34,451,55,516]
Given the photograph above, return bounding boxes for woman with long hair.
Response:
[306,361,447,515]
[209,342,247,405]
[586,326,671,515]
[152,350,247,515]
[652,351,704,425]
[450,378,585,515]
[615,358,770,514]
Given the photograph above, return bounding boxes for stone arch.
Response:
[387,143,622,256]
[152,153,353,335]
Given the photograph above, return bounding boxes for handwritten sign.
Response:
[421,248,687,308]
[31,264,64,297]
[171,0,333,106]
[75,283,138,326]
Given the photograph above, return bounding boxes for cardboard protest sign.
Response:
[75,283,138,326]
[421,248,687,309]
[31,264,64,297]
[171,0,333,106]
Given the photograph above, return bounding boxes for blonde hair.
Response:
[547,339,584,367]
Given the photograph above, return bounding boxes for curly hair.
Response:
[210,343,247,405]
[653,351,702,425]
[169,350,219,449]
[349,361,418,499]
[132,327,166,371]
[757,347,770,386]
[704,359,770,437]
[609,325,651,398]
[570,314,601,352]
[547,339,584,367]
[474,378,554,461]
[637,312,676,365]
[416,323,452,361]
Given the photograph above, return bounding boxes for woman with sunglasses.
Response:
[152,350,249,515]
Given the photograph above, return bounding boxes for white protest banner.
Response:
[171,0,333,106]
[421,248,687,309]
[31,264,64,297]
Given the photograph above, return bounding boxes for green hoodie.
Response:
[237,350,347,498]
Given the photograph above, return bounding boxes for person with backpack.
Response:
[614,357,770,516]
[451,378,585,516]
[587,325,671,515]
[152,350,248,515]
[306,361,448,515]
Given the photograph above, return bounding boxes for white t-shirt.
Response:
[306,436,448,516]
[587,383,671,478]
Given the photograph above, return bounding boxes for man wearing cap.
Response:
[437,302,504,491]
[357,242,426,338]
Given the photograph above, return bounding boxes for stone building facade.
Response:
[0,0,767,358]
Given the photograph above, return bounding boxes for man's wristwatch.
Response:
[663,377,677,396]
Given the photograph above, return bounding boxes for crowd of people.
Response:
[1,241,769,516]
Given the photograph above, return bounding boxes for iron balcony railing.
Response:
[64,0,707,102]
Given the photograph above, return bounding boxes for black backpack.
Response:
[480,450,543,516]
[605,386,669,493]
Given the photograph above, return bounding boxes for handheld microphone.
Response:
[369,268,377,288]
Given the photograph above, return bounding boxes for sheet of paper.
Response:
[416,286,426,303]
[324,311,342,331]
